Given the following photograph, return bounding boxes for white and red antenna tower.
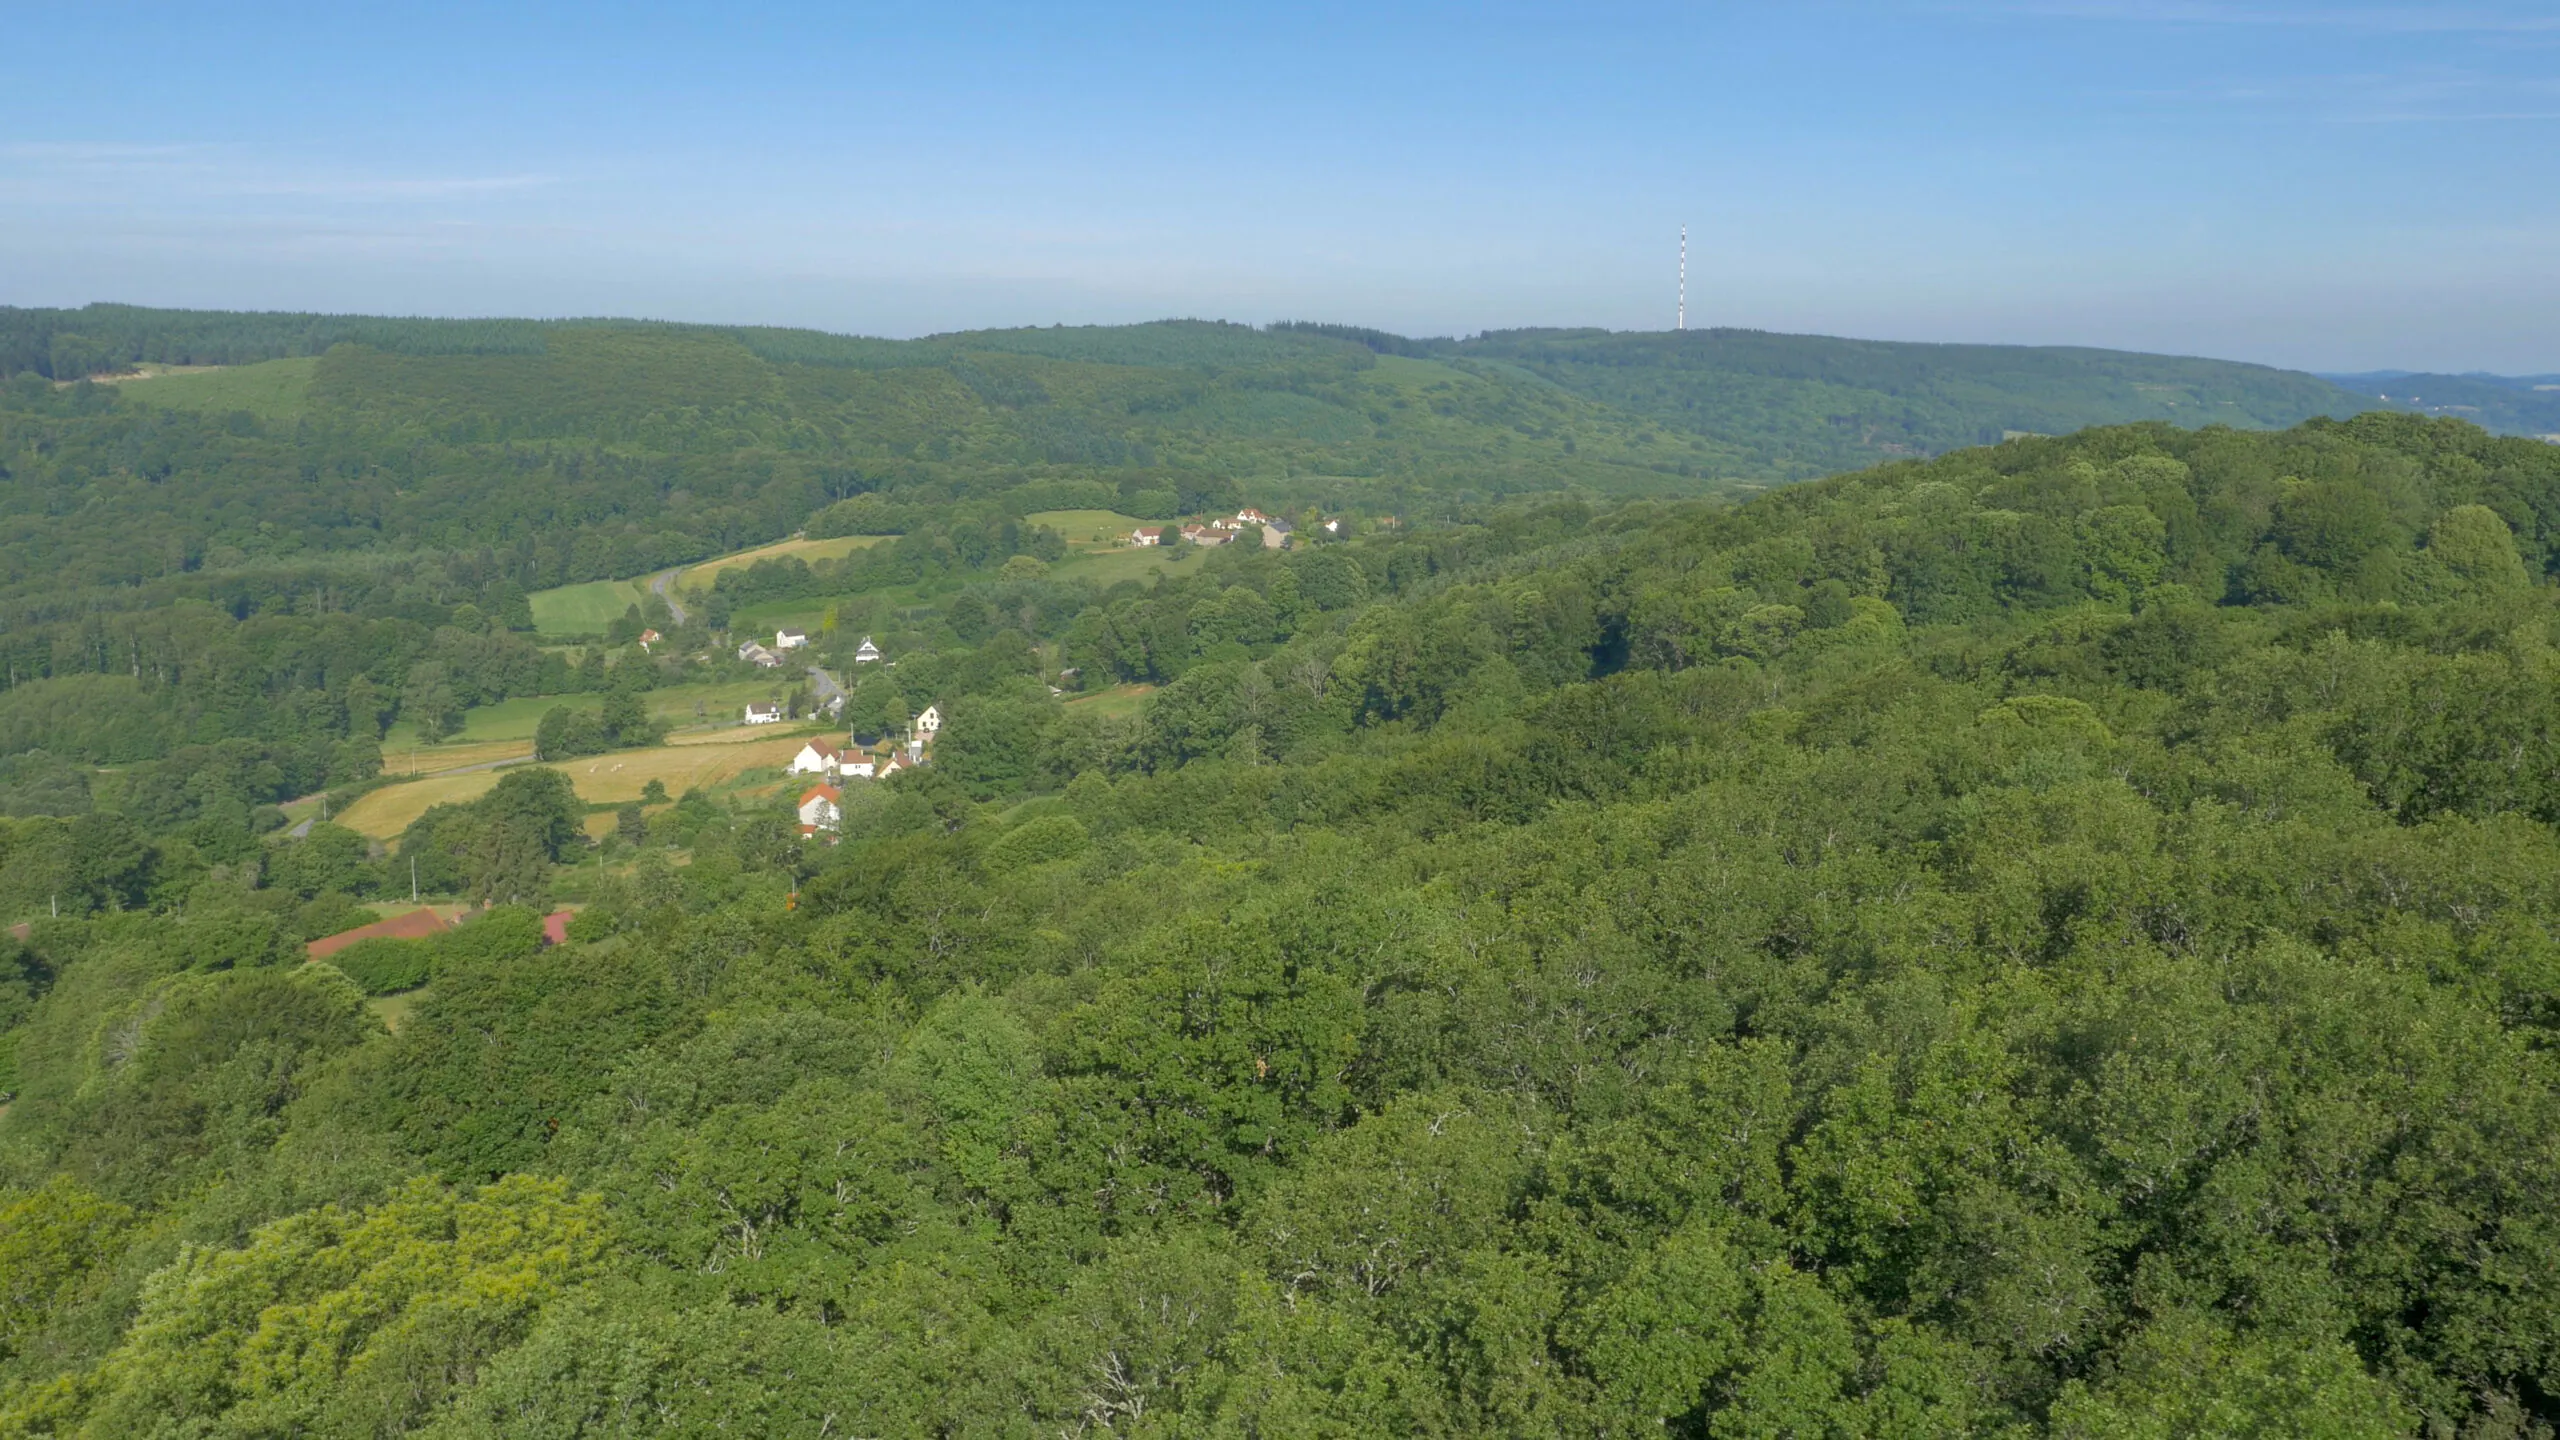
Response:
[1677,227,1687,331]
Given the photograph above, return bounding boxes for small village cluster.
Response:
[1127,507,1345,550]
[788,703,940,836]
[733,625,814,669]
[712,625,926,834]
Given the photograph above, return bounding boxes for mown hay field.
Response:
[337,730,814,841]
[675,534,887,594]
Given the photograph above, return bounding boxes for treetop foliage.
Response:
[5,314,2560,1434]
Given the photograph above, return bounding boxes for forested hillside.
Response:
[1440,327,2372,477]
[2323,370,2560,438]
[3,407,2559,1436]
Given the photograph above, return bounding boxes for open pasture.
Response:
[337,729,812,841]
[676,534,887,594]
[529,579,649,638]
[378,738,538,777]
[1022,510,1148,549]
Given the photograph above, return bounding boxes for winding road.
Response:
[647,567,688,625]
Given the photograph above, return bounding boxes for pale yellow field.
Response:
[677,535,887,595]
[337,731,815,841]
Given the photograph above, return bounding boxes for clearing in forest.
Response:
[528,579,649,638]
[335,730,814,840]
[109,357,319,423]
[675,534,889,594]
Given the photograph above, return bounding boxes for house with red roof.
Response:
[797,784,843,834]
[788,738,842,777]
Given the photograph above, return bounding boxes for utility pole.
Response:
[410,854,419,904]
[1678,227,1687,332]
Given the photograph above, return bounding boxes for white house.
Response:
[637,628,662,652]
[787,738,842,777]
[914,704,942,742]
[1236,508,1269,526]
[1129,527,1165,547]
[775,628,809,651]
[839,753,877,780]
[1320,517,1345,535]
[738,641,782,668]
[797,784,842,834]
[853,635,882,664]
[1180,524,1230,547]
[744,701,784,725]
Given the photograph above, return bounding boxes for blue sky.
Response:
[3,1,2555,370]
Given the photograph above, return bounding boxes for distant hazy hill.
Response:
[7,305,2436,488]
[2320,371,2560,438]
[1259,322,2375,479]
[1430,327,2372,479]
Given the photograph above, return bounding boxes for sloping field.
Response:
[378,739,533,777]
[529,580,648,638]
[1023,510,1148,549]
[1051,545,1189,586]
[336,730,814,841]
[677,534,887,594]
[1064,683,1156,719]
[112,357,318,422]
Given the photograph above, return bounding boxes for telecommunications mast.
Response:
[1677,227,1687,332]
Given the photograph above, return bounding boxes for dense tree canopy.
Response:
[3,341,2560,1436]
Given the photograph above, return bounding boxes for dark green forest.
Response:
[3,345,2560,1437]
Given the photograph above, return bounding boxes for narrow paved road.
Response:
[423,752,536,778]
[647,567,688,625]
[807,665,847,713]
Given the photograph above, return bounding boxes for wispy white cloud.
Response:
[0,140,555,205]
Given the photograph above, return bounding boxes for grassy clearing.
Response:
[530,579,648,638]
[365,990,427,1035]
[338,730,816,841]
[1051,545,1191,587]
[114,357,317,423]
[1024,510,1148,549]
[676,534,887,594]
[1064,683,1156,719]
[655,678,800,727]
[377,679,812,761]
[387,695,585,751]
[379,738,536,776]
[726,598,838,635]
